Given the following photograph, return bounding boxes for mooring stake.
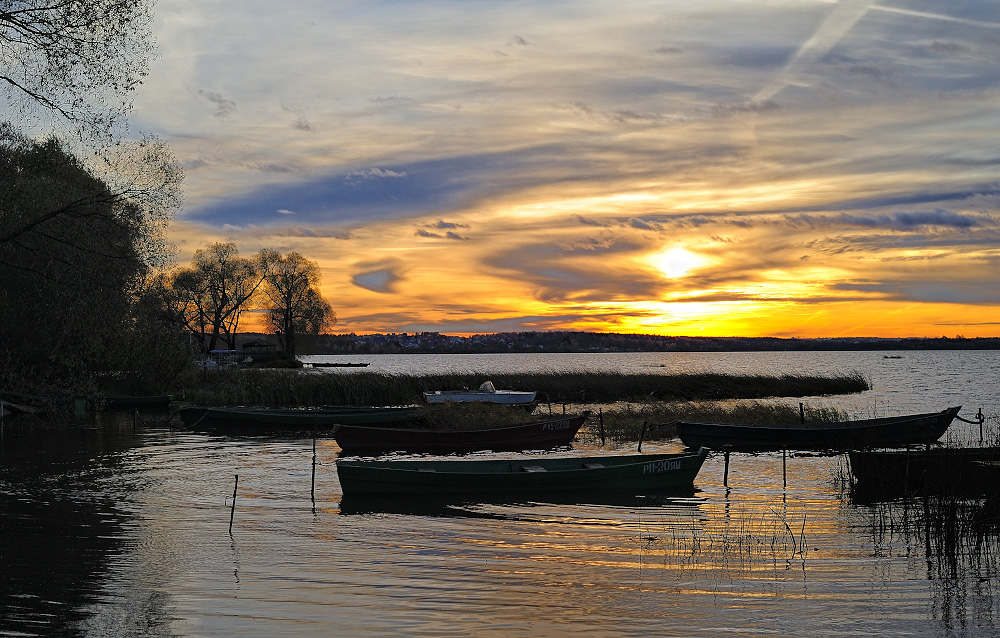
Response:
[638,421,648,452]
[229,474,239,535]
[723,444,732,487]
[782,447,788,489]
[598,408,605,447]
[311,415,318,503]
[979,407,985,445]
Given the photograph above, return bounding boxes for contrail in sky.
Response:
[870,5,1000,29]
[753,0,872,104]
[755,1,1000,104]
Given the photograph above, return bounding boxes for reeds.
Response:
[172,368,869,409]
[634,501,809,580]
[865,494,1000,581]
[579,401,851,444]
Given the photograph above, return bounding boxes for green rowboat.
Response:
[336,448,709,498]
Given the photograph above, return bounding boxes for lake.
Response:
[2,350,999,636]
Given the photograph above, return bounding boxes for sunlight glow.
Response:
[648,247,709,279]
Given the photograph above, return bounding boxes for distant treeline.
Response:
[272,331,1000,355]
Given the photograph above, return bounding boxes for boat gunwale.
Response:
[336,449,706,474]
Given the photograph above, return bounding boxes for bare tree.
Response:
[1,0,155,139]
[262,252,335,358]
[1,1,174,249]
[164,243,273,352]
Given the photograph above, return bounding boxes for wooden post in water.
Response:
[598,408,605,447]
[723,445,732,488]
[638,421,648,452]
[229,474,239,535]
[799,403,805,424]
[311,415,318,503]
[782,447,788,489]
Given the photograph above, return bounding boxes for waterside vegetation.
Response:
[174,369,870,409]
[144,367,873,443]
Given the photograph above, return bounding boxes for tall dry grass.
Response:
[172,369,869,408]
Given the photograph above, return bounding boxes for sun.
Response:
[648,247,707,278]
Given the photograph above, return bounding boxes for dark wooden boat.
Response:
[334,412,589,455]
[336,447,709,498]
[849,446,1000,501]
[675,406,961,451]
[177,405,421,433]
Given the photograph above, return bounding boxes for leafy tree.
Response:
[0,1,185,404]
[262,252,335,358]
[0,127,184,400]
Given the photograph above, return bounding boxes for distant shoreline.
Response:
[231,331,1000,355]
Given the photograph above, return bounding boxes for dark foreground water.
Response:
[2,351,999,636]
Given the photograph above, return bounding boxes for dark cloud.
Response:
[509,35,531,46]
[416,219,470,240]
[574,214,607,227]
[837,209,981,230]
[198,90,236,118]
[415,229,468,240]
[786,209,989,231]
[432,220,469,230]
[629,218,657,230]
[351,259,405,293]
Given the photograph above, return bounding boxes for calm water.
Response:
[2,351,999,637]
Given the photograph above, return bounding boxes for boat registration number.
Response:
[643,459,682,474]
[541,422,569,431]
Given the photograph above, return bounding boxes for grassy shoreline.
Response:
[172,369,870,407]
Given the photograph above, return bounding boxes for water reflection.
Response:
[3,402,1000,635]
[0,415,153,637]
[338,490,701,517]
[857,494,1000,635]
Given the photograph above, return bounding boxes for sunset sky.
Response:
[129,0,1000,337]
